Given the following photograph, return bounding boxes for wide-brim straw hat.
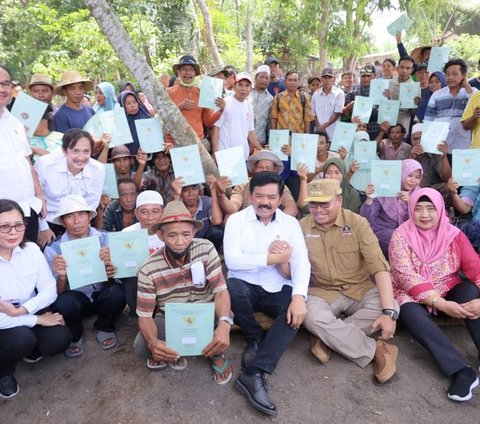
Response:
[151,201,203,232]
[27,74,54,90]
[54,70,94,95]
[247,150,284,175]
[410,46,431,64]
[52,194,97,226]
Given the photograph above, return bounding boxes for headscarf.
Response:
[395,187,460,280]
[378,159,423,224]
[118,91,152,155]
[120,81,136,93]
[429,71,446,89]
[322,157,361,213]
[93,82,118,113]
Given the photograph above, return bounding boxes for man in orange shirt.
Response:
[166,55,225,151]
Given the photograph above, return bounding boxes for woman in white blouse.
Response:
[34,128,105,247]
[0,199,71,399]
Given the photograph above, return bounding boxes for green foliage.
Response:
[446,34,480,69]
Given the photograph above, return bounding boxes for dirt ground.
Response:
[1,313,479,424]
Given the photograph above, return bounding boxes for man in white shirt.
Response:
[0,65,46,244]
[311,68,345,139]
[224,171,310,416]
[211,72,263,160]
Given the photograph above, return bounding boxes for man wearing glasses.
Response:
[299,179,399,384]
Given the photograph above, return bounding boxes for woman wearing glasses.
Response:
[34,128,105,247]
[0,199,71,399]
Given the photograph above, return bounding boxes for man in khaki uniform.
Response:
[299,179,399,384]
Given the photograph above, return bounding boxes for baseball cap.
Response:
[235,72,252,84]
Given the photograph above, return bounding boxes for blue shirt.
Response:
[54,104,95,133]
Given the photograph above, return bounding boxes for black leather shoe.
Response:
[235,371,277,416]
[241,341,259,368]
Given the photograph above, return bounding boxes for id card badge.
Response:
[191,261,206,288]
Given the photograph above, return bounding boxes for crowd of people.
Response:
[1,31,480,416]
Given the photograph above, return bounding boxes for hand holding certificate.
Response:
[330,122,357,152]
[370,160,402,197]
[11,91,48,138]
[291,133,318,172]
[399,82,420,109]
[377,99,400,125]
[170,144,206,186]
[269,129,289,161]
[369,79,390,105]
[83,107,133,147]
[428,47,451,73]
[108,230,149,278]
[352,96,374,123]
[421,121,449,155]
[215,146,249,186]
[452,149,480,186]
[353,141,377,169]
[199,76,224,109]
[60,236,108,290]
[135,117,164,153]
[165,303,215,356]
[387,12,413,36]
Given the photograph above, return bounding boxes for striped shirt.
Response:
[249,88,273,144]
[136,239,226,317]
[424,86,477,152]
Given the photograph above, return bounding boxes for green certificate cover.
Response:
[198,76,224,109]
[135,117,164,153]
[215,146,249,186]
[452,149,480,186]
[377,99,400,125]
[269,129,289,161]
[330,122,357,152]
[369,79,390,105]
[370,160,402,197]
[352,96,374,123]
[387,12,413,36]
[108,230,149,278]
[428,47,451,73]
[399,82,420,109]
[353,141,377,169]
[291,133,318,172]
[103,163,119,198]
[170,144,206,186]
[60,236,107,290]
[165,302,215,356]
[421,121,449,155]
[11,91,48,138]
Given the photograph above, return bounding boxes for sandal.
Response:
[168,357,188,371]
[211,354,233,385]
[65,339,84,358]
[147,358,168,371]
[96,331,118,350]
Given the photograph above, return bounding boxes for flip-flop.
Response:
[96,331,118,350]
[65,339,84,358]
[168,357,188,371]
[147,358,168,371]
[211,355,233,385]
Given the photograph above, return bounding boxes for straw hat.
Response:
[151,201,203,232]
[410,46,431,64]
[52,194,97,226]
[304,179,342,203]
[54,70,93,95]
[27,74,54,90]
[247,150,284,175]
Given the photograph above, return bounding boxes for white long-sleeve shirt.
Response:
[0,243,57,329]
[224,206,310,298]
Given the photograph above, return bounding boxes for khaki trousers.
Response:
[304,288,391,368]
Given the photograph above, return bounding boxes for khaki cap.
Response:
[304,179,342,203]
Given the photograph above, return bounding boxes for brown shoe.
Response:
[310,334,331,364]
[374,340,398,384]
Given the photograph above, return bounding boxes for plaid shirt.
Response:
[141,168,176,204]
[249,88,273,144]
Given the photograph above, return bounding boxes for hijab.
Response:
[93,82,118,113]
[118,91,152,155]
[378,159,423,224]
[395,187,460,279]
[322,157,361,213]
[429,71,446,89]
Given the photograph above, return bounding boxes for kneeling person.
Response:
[300,179,399,384]
[133,201,233,384]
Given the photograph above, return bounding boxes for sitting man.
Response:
[122,190,164,315]
[224,171,310,416]
[45,195,126,357]
[107,145,143,184]
[133,201,233,384]
[299,179,399,384]
[217,150,298,220]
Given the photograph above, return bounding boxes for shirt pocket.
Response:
[334,241,359,272]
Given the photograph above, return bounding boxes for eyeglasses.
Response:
[0,223,26,233]
[0,81,14,89]
[307,200,334,210]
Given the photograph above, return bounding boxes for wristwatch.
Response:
[218,316,234,326]
[382,309,399,320]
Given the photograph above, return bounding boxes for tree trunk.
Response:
[317,0,330,70]
[82,0,219,177]
[245,0,254,74]
[194,0,224,67]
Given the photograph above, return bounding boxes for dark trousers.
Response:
[25,208,38,245]
[286,175,300,203]
[204,225,224,253]
[0,325,72,377]
[227,278,298,374]
[50,284,126,342]
[400,281,480,377]
[122,277,138,317]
